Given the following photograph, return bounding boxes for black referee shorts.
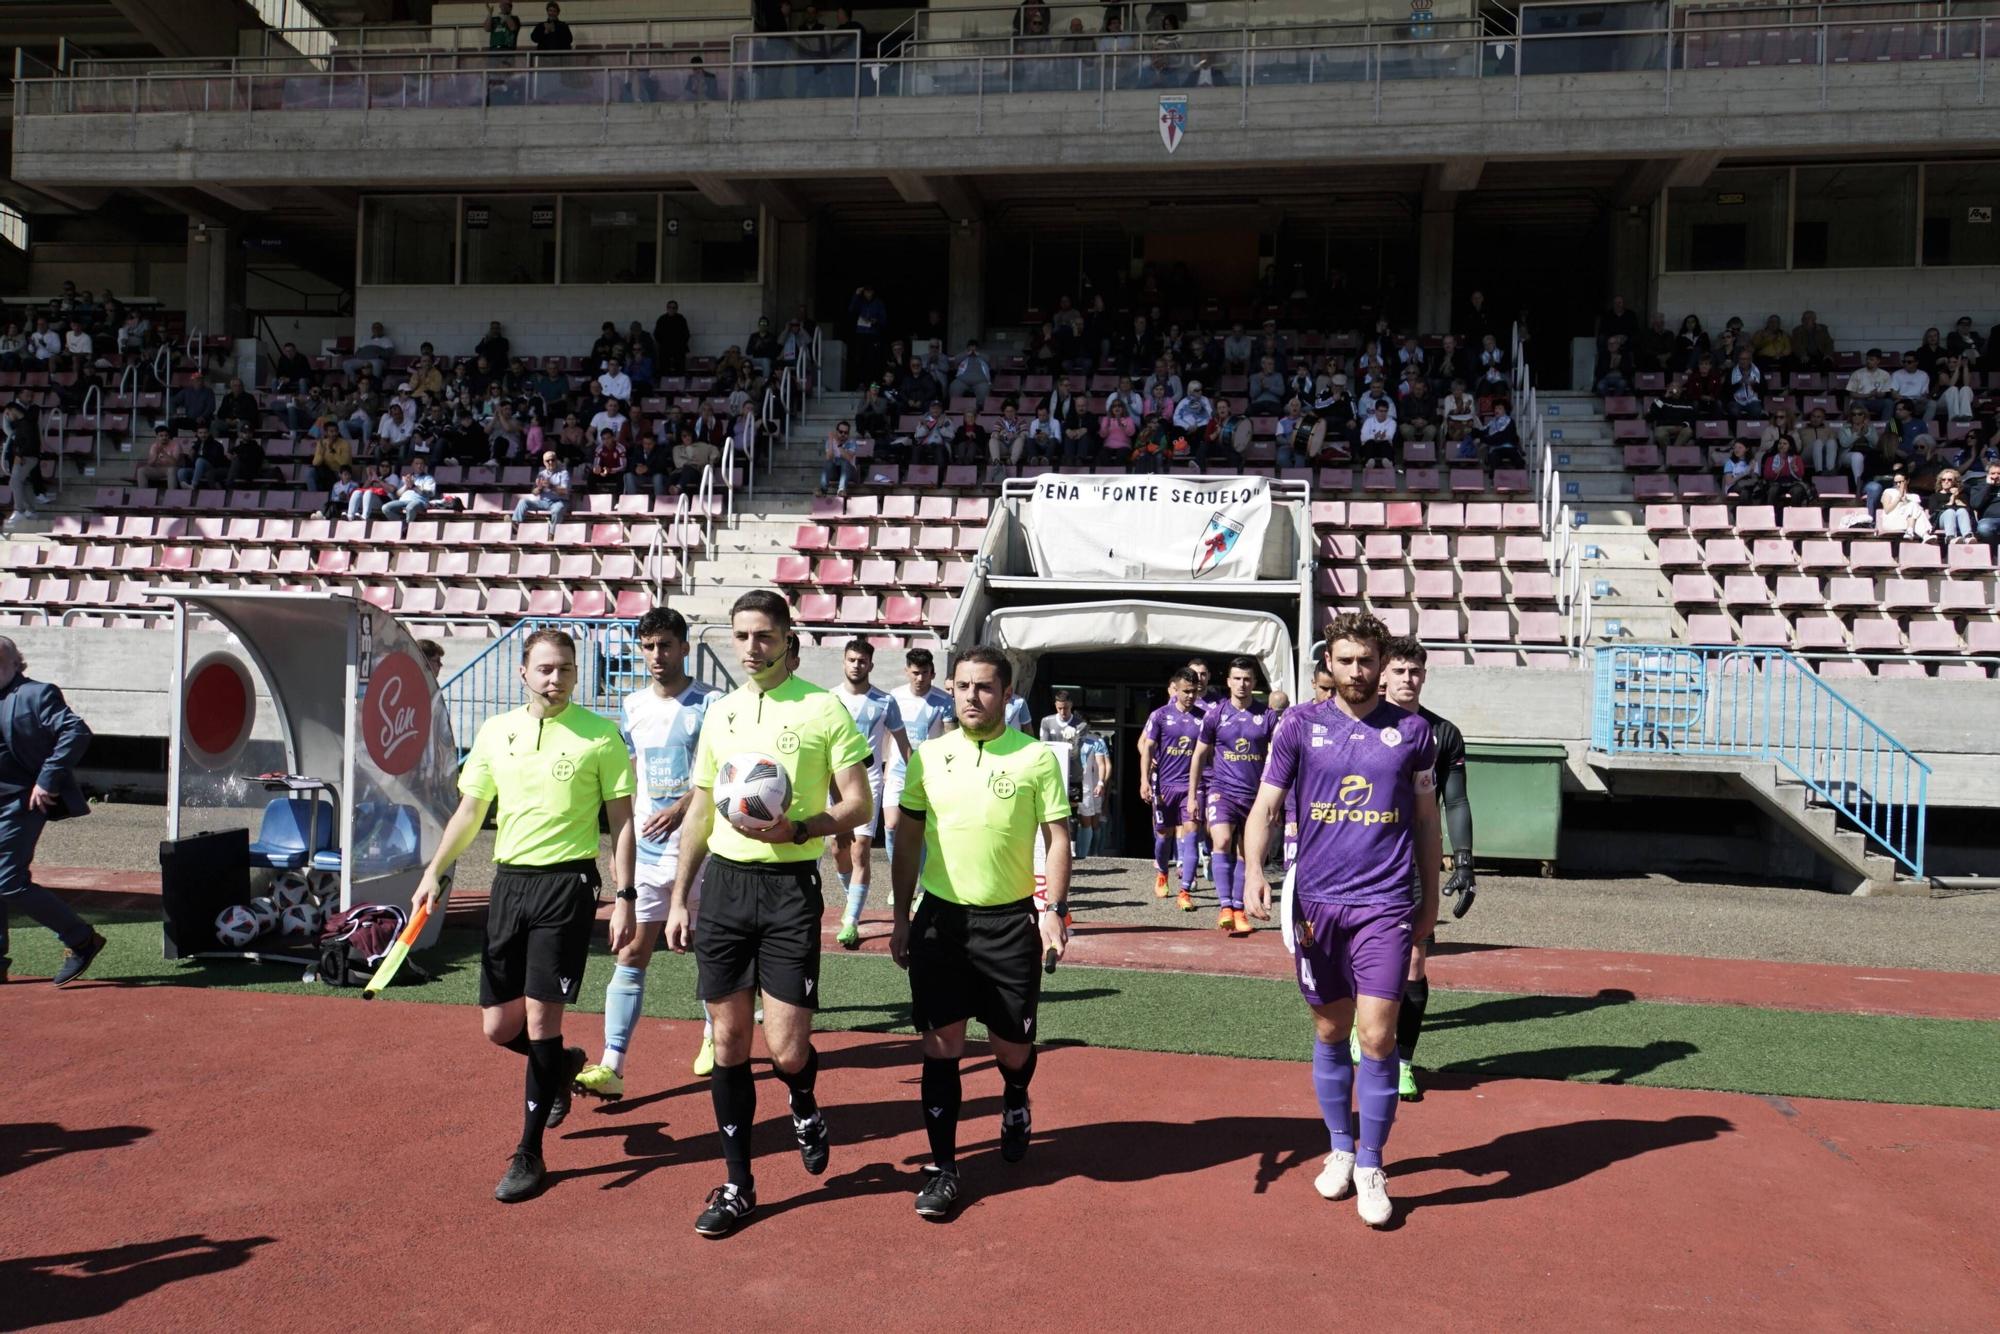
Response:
[480,859,601,1008]
[696,854,823,1009]
[908,896,1042,1045]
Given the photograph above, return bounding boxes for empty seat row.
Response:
[1685,610,2000,655]
[1645,503,1879,536]
[775,556,971,590]
[1320,532,1546,565]
[792,592,958,630]
[1658,535,1995,576]
[1672,573,1999,614]
[1316,566,1558,603]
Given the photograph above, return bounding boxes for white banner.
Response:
[1025,476,1272,582]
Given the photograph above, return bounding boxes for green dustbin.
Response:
[1461,742,1567,872]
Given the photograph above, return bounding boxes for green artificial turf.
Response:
[16,913,2000,1109]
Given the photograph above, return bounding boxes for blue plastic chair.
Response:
[246,797,337,871]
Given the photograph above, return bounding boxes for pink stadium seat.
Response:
[882,595,924,627]
[838,594,880,624]
[1907,620,1963,653]
[1347,502,1385,529]
[1408,534,1450,563]
[1671,574,1720,605]
[1773,576,1823,608]
[1502,535,1546,566]
[1456,535,1498,566]
[814,558,855,587]
[1684,613,1735,644]
[1425,502,1464,530]
[1645,504,1687,533]
[1320,533,1358,562]
[1733,505,1778,535]
[1509,569,1556,601]
[1722,575,1771,607]
[796,592,837,622]
[792,524,830,552]
[1687,504,1731,534]
[1464,609,1511,641]
[1622,444,1663,470]
[1365,567,1410,599]
[1316,568,1360,599]
[1493,469,1529,494]
[1632,474,1674,501]
[1947,543,1996,575]
[1376,607,1413,637]
[774,555,811,584]
[1749,539,1795,571]
[1385,502,1423,529]
[1361,465,1397,493]
[1798,540,1846,572]
[1827,577,1877,609]
[1462,503,1502,530]
[1938,580,1990,614]
[1501,504,1539,531]
[1458,569,1504,600]
[1881,578,1931,611]
[1413,568,1456,600]
[1678,474,1721,499]
[924,596,959,627]
[854,558,897,587]
[1740,614,1791,647]
[1850,617,1904,651]
[1967,622,2000,654]
[1363,534,1404,563]
[1417,607,1462,641]
[1848,541,1896,573]
[1792,615,1847,650]
[1937,663,1989,681]
[1449,469,1486,494]
[1703,538,1750,568]
[1898,543,1942,574]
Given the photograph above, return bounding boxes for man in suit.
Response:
[0,637,103,985]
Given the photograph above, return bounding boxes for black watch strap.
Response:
[615,887,638,901]
[790,819,811,844]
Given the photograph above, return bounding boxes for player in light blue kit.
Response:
[833,638,908,949]
[884,646,956,883]
[577,607,720,1099]
[1003,692,1032,732]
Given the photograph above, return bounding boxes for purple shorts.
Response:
[1152,789,1191,834]
[1292,897,1416,1006]
[1204,788,1253,828]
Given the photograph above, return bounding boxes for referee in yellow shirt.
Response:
[889,645,1072,1221]
[666,590,873,1238]
[412,628,637,1205]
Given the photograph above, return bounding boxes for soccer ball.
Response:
[314,889,342,918]
[215,904,261,948]
[280,901,323,937]
[246,896,281,934]
[271,873,312,912]
[715,751,793,832]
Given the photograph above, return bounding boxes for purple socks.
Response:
[1312,1039,1355,1154]
[1177,828,1200,889]
[1211,849,1238,909]
[1356,1051,1401,1168]
[1154,833,1174,876]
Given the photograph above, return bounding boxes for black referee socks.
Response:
[999,1047,1037,1112]
[712,1061,757,1189]
[921,1057,962,1169]
[776,1045,820,1119]
[1398,978,1431,1062]
[520,1037,565,1156]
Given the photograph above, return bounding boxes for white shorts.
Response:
[884,763,907,811]
[853,766,885,840]
[635,836,704,922]
[1078,792,1102,818]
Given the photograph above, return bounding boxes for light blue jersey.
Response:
[886,683,955,775]
[1005,696,1032,732]
[837,684,906,769]
[620,680,717,868]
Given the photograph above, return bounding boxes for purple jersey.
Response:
[1199,699,1275,801]
[1263,698,1436,906]
[1143,703,1203,795]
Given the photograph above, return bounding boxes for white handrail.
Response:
[79,382,104,472]
[734,407,756,506]
[696,462,717,559]
[671,492,694,594]
[809,325,823,402]
[644,523,667,601]
[185,327,202,365]
[117,361,139,402]
[150,342,172,391]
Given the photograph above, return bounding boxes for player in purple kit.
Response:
[1243,613,1441,1228]
[1186,656,1273,936]
[1136,667,1203,911]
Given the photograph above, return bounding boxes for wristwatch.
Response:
[614,887,638,902]
[789,819,811,845]
[1041,901,1068,916]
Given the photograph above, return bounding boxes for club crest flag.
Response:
[1158,95,1187,154]
[1023,476,1272,582]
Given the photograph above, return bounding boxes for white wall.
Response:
[351,284,765,358]
[1656,269,2000,352]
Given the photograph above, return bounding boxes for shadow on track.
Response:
[0,1122,153,1180]
[0,1234,274,1332]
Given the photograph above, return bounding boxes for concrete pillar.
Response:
[1607,206,1654,319]
[947,220,985,350]
[184,220,246,340]
[766,217,817,326]
[1418,208,1454,334]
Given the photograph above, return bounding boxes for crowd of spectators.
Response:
[1620,300,2000,543]
[834,282,1523,488]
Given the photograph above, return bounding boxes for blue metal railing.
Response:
[1590,645,1928,877]
[441,618,647,757]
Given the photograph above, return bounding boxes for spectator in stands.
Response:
[0,324,22,371]
[1889,398,1940,471]
[0,401,43,524]
[1930,467,1976,543]
[1647,373,1697,448]
[1846,349,1894,420]
[531,1,573,48]
[950,408,989,470]
[1096,397,1136,463]
[1356,375,1396,421]
[362,399,408,461]
[342,322,394,380]
[27,318,59,367]
[1875,472,1931,539]
[1636,312,1677,375]
[1430,334,1473,393]
[1476,400,1523,473]
[1757,403,1798,454]
[848,285,888,387]
[337,376,381,449]
[624,428,672,498]
[1243,355,1286,416]
[818,420,858,497]
[1719,439,1759,499]
[308,426,352,492]
[399,354,439,400]
[1171,378,1212,438]
[224,428,266,489]
[588,396,629,447]
[1789,311,1834,373]
[1726,348,1766,424]
[1713,317,1746,368]
[596,356,631,405]
[674,429,719,492]
[1750,315,1791,368]
[1964,460,2000,544]
[1686,351,1725,416]
[1594,334,1634,394]
[1947,316,1984,365]
[1598,295,1639,351]
[176,425,226,490]
[1933,355,1973,427]
[1221,323,1253,374]
[1194,397,1241,471]
[57,319,92,373]
[488,2,522,49]
[1759,435,1812,512]
[321,466,357,518]
[168,372,217,433]
[1142,356,1184,405]
[212,377,259,438]
[512,449,572,530]
[135,423,178,488]
[1796,405,1843,478]
[1398,372,1438,444]
[1357,398,1398,465]
[116,312,150,365]
[1440,377,1478,438]
[991,401,1029,471]
[745,318,780,379]
[1026,404,1061,463]
[1274,398,1307,468]
[854,382,892,447]
[1476,333,1507,380]
[346,459,399,520]
[906,400,951,470]
[586,428,627,492]
[1102,373,1142,421]
[944,339,991,409]
[1890,352,1932,419]
[270,340,313,394]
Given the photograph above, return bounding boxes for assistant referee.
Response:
[666,590,873,1239]
[889,646,1072,1222]
[412,627,637,1205]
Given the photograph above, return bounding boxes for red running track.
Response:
[39,866,2000,1021]
[2,982,1996,1331]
